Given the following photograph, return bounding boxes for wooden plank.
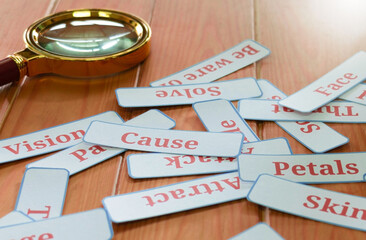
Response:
[256,0,366,238]
[0,0,58,218]
[114,0,260,239]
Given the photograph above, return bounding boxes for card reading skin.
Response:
[0,211,34,228]
[127,138,292,178]
[84,122,244,157]
[0,208,113,239]
[149,39,270,86]
[193,99,259,143]
[103,171,252,223]
[116,78,262,107]
[15,168,69,220]
[247,174,366,232]
[339,83,366,106]
[239,99,366,123]
[256,79,348,153]
[27,110,175,175]
[279,51,366,112]
[227,223,284,240]
[0,111,123,164]
[238,152,366,184]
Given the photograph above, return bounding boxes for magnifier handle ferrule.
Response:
[0,57,21,86]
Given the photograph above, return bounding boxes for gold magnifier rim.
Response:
[23,8,151,61]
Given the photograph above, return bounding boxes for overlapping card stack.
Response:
[0,40,365,239]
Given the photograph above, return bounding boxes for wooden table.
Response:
[0,0,365,239]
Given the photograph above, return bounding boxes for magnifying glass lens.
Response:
[38,19,139,58]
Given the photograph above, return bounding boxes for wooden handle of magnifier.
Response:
[0,57,20,86]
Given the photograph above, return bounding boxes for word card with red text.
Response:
[84,122,244,157]
[238,152,366,184]
[27,110,175,175]
[0,208,113,239]
[15,168,69,221]
[149,39,270,86]
[0,211,34,228]
[256,79,348,152]
[248,174,366,232]
[339,83,366,106]
[193,99,259,143]
[239,99,366,123]
[279,51,366,112]
[127,138,292,178]
[116,78,262,107]
[103,171,252,223]
[227,223,284,240]
[0,111,123,164]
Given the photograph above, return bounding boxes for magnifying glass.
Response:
[0,9,151,86]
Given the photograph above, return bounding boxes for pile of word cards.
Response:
[0,39,365,239]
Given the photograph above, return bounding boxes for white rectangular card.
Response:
[239,99,366,123]
[15,168,69,220]
[150,39,270,86]
[116,78,262,107]
[127,138,292,178]
[248,174,366,232]
[279,51,366,112]
[193,99,259,143]
[84,122,244,157]
[0,211,34,228]
[0,111,123,164]
[227,223,284,240]
[0,208,113,239]
[257,79,349,153]
[27,110,175,175]
[339,83,366,106]
[103,171,252,223]
[238,152,366,184]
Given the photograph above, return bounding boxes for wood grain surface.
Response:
[0,0,365,239]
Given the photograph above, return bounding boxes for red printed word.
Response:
[313,73,358,96]
[69,145,107,162]
[221,120,250,143]
[272,104,359,117]
[142,176,241,207]
[295,121,320,133]
[273,160,359,176]
[121,132,199,150]
[165,155,236,169]
[158,45,260,86]
[2,130,85,155]
[155,86,220,98]
[303,195,366,220]
[27,205,51,219]
[15,233,54,240]
[357,90,366,100]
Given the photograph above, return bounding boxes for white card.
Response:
[193,99,259,143]
[239,99,366,123]
[0,111,123,164]
[27,110,175,175]
[84,122,244,157]
[149,39,270,86]
[227,223,284,240]
[15,168,69,220]
[0,211,34,228]
[103,171,252,223]
[238,152,366,184]
[339,83,366,106]
[127,138,292,178]
[0,208,113,239]
[116,78,262,107]
[248,174,366,232]
[279,51,366,112]
[257,79,349,153]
